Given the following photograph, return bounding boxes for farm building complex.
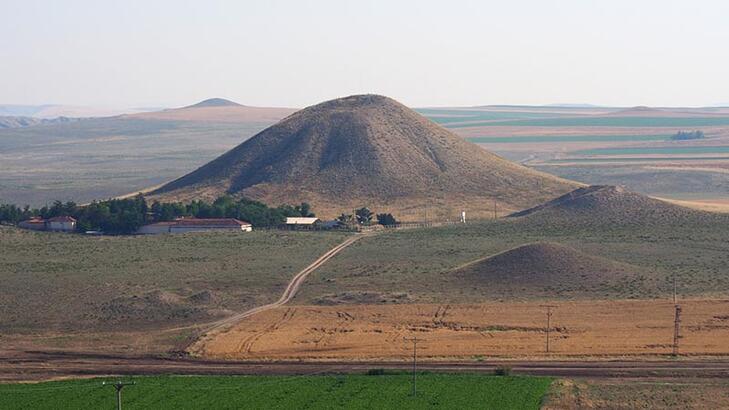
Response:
[137,217,253,234]
[18,216,77,232]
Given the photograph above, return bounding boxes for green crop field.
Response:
[417,108,569,124]
[447,116,729,128]
[467,134,671,143]
[0,374,552,410]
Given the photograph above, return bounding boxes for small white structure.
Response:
[137,218,252,234]
[46,216,77,232]
[285,217,321,229]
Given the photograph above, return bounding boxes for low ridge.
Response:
[453,242,656,298]
[151,94,579,218]
[509,185,718,225]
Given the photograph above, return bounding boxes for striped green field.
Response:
[0,374,552,410]
[447,116,729,128]
[416,108,570,124]
[467,134,671,143]
[576,146,729,156]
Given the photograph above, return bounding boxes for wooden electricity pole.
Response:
[103,381,135,410]
[673,304,682,356]
[540,305,557,354]
[404,336,421,397]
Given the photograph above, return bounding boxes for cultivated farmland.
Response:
[0,374,551,410]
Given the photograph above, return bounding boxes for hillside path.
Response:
[187,233,366,354]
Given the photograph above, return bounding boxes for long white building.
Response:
[137,218,252,234]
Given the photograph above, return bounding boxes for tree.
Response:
[355,207,373,225]
[336,213,355,225]
[296,202,314,217]
[377,213,398,226]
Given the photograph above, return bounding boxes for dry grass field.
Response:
[198,299,729,360]
[0,226,349,353]
[545,378,729,409]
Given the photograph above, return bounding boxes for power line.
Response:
[103,380,135,410]
[404,336,422,397]
[540,305,557,354]
[673,304,682,356]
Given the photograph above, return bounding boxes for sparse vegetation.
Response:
[0,225,348,350]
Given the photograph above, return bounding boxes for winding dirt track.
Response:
[187,233,365,354]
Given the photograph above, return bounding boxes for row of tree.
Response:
[336,207,398,227]
[0,195,315,234]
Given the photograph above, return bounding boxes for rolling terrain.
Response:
[0,225,348,353]
[151,94,579,219]
[0,99,294,206]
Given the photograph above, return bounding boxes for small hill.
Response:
[127,98,297,123]
[509,185,719,225]
[185,98,243,108]
[150,94,579,218]
[453,242,656,298]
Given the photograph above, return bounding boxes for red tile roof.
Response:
[47,216,77,222]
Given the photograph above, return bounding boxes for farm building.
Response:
[18,217,48,231]
[284,217,321,230]
[137,217,252,234]
[47,216,77,232]
[18,216,77,232]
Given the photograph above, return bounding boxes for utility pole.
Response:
[103,380,135,410]
[673,304,682,356]
[404,336,421,397]
[540,305,557,354]
[673,273,677,304]
[493,199,497,220]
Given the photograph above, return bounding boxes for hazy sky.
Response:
[2,0,729,108]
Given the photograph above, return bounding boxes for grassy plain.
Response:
[0,226,348,352]
[0,374,551,410]
[293,215,729,305]
[0,118,270,206]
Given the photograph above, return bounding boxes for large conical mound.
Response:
[509,185,725,226]
[151,94,578,218]
[452,242,657,298]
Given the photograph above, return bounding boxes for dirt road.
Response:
[4,350,729,382]
[186,233,366,355]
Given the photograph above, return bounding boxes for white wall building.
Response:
[46,216,77,232]
[137,218,252,234]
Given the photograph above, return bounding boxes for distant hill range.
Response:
[127,98,297,123]
[0,104,158,119]
[0,115,81,129]
[150,94,580,219]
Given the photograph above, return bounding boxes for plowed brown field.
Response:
[199,300,729,360]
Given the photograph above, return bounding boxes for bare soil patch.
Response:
[199,300,729,360]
